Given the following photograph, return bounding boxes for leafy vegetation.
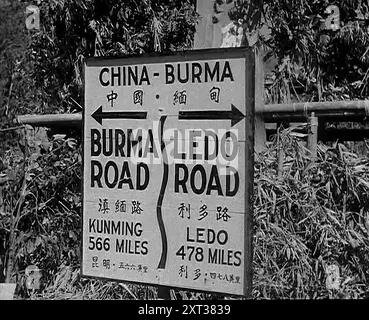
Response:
[253,127,369,299]
[0,0,198,294]
[6,127,368,299]
[18,0,198,115]
[261,0,369,103]
[0,0,369,299]
[0,131,81,293]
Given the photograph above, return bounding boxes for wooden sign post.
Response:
[194,0,266,153]
[82,48,254,297]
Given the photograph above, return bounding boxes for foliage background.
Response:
[0,0,368,299]
[260,0,369,103]
[0,0,199,295]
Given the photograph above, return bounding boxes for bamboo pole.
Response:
[266,100,369,113]
[262,100,369,122]
[16,113,82,128]
[157,286,171,300]
[15,100,369,128]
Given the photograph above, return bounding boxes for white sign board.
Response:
[82,48,254,296]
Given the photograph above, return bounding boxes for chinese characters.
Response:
[133,89,144,106]
[98,198,144,215]
[177,202,231,222]
[173,90,187,106]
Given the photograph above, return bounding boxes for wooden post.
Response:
[194,0,237,49]
[157,285,171,300]
[194,0,266,152]
[254,50,266,153]
[193,0,256,299]
[307,112,318,161]
[277,127,285,178]
[156,0,229,301]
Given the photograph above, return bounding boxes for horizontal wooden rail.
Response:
[15,100,369,128]
[16,113,82,128]
[261,100,369,122]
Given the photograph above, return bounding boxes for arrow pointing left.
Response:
[91,106,147,125]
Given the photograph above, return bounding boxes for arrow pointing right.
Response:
[178,104,245,127]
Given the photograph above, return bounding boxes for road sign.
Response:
[82,48,255,296]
